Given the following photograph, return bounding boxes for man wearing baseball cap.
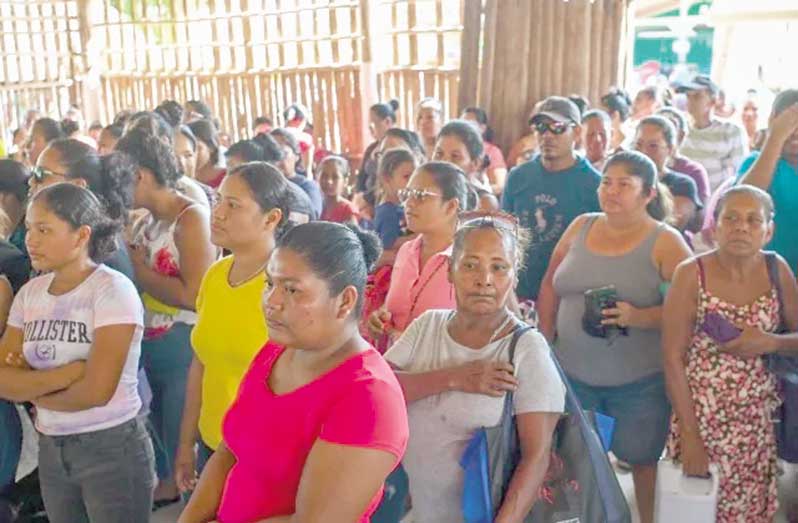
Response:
[677,74,748,193]
[502,96,601,302]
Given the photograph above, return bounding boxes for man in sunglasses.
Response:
[501,96,601,303]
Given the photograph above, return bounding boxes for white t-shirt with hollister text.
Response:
[8,265,144,436]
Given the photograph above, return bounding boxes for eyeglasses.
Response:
[635,141,669,153]
[31,166,67,182]
[398,188,440,204]
[534,121,573,136]
[458,210,520,235]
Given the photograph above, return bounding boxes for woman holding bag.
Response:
[384,212,565,523]
[664,185,798,522]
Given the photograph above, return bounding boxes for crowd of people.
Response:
[0,73,796,523]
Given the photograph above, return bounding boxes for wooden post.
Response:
[457,0,481,113]
[472,0,632,152]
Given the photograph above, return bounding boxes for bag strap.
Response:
[501,320,533,416]
[507,322,533,366]
[765,252,787,331]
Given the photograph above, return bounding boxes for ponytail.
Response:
[47,139,136,224]
[605,151,672,222]
[647,182,673,222]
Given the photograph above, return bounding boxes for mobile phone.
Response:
[701,311,741,344]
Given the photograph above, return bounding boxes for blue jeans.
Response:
[567,372,671,465]
[38,418,155,523]
[140,323,194,480]
[0,401,22,492]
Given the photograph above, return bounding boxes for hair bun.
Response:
[388,99,400,112]
[347,224,382,273]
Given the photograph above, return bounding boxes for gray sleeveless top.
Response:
[552,214,665,386]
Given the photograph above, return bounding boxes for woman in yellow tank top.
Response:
[175,162,295,493]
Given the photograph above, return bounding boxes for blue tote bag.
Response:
[460,325,631,523]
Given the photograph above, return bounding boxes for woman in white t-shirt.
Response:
[384,211,565,523]
[0,183,154,523]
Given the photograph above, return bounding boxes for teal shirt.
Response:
[737,152,798,271]
[501,155,601,300]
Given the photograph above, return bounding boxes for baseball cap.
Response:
[675,75,720,97]
[663,171,703,210]
[529,96,581,126]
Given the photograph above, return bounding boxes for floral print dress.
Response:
[130,206,199,339]
[667,258,781,523]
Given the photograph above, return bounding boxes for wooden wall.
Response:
[374,0,463,128]
[459,0,631,152]
[90,0,367,154]
[0,0,84,140]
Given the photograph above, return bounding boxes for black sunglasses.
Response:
[534,121,573,136]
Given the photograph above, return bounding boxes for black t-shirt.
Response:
[0,239,31,293]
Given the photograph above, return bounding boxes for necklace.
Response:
[487,310,515,344]
[229,259,269,287]
[407,256,449,321]
[447,308,515,347]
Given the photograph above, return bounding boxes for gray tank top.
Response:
[553,214,665,386]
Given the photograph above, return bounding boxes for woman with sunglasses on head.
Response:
[175,162,293,495]
[116,128,217,508]
[178,222,408,523]
[434,120,499,211]
[384,212,565,523]
[368,161,468,344]
[30,138,138,281]
[536,151,690,523]
[0,183,154,523]
[664,185,798,523]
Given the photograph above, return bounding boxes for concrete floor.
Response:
[151,461,798,523]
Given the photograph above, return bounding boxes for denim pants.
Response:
[0,401,22,494]
[140,322,194,480]
[0,400,22,492]
[38,417,155,523]
[567,372,671,465]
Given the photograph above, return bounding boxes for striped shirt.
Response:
[680,120,748,193]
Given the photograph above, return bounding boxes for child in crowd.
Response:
[374,148,417,260]
[319,155,359,224]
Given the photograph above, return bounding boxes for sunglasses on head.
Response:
[458,210,520,236]
[534,121,573,135]
[398,188,440,204]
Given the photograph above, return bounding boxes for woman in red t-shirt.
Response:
[179,222,408,523]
